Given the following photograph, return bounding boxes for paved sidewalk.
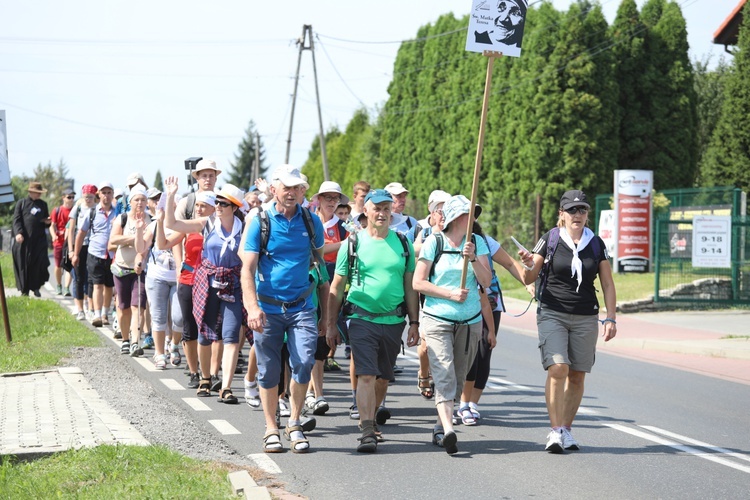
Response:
[0,367,148,459]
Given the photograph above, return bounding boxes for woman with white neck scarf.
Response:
[518,189,617,454]
[164,175,247,404]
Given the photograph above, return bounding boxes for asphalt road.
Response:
[124,325,750,499]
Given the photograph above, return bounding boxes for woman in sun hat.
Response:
[164,176,247,404]
[412,194,492,455]
[517,189,616,454]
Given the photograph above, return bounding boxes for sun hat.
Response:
[427,190,451,213]
[311,181,350,205]
[126,172,145,187]
[129,184,148,200]
[191,159,222,179]
[113,188,124,199]
[559,190,590,210]
[271,164,309,189]
[364,189,393,205]
[195,190,216,207]
[82,184,98,195]
[216,184,244,207]
[384,182,408,196]
[27,182,47,193]
[146,187,162,199]
[442,194,473,227]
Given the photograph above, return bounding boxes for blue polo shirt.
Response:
[244,204,325,314]
[79,203,116,259]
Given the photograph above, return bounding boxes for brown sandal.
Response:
[218,387,238,404]
[263,430,283,453]
[284,424,310,453]
[197,377,211,397]
[418,375,434,399]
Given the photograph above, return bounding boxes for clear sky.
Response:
[0,0,737,192]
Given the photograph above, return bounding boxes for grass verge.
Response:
[0,445,237,499]
[0,296,101,373]
[0,252,15,289]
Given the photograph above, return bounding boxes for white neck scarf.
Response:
[559,226,594,293]
[215,216,242,259]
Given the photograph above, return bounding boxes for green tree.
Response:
[702,2,750,190]
[226,120,265,189]
[641,0,698,188]
[153,170,164,191]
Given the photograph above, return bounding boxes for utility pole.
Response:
[253,131,260,181]
[285,24,330,181]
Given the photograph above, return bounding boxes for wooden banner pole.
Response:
[460,50,502,288]
[0,263,11,343]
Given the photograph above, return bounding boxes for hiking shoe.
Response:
[349,404,359,420]
[113,330,122,340]
[92,316,103,328]
[562,428,580,451]
[142,334,155,349]
[210,375,221,392]
[344,345,351,359]
[311,397,329,416]
[56,284,63,295]
[393,363,403,374]
[188,373,200,389]
[375,405,391,425]
[324,357,341,371]
[129,342,144,358]
[120,341,130,355]
[63,287,71,297]
[76,311,85,321]
[545,430,564,454]
[33,289,41,297]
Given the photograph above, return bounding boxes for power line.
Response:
[0,36,292,46]
[315,37,366,108]
[317,27,466,45]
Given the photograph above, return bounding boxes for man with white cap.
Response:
[176,159,221,220]
[241,164,325,454]
[384,182,420,242]
[73,181,117,329]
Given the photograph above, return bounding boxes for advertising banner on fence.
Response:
[692,215,732,268]
[598,209,615,257]
[0,111,14,204]
[613,170,652,273]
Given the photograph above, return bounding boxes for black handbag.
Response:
[61,245,73,272]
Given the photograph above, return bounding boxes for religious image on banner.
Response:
[466,0,527,57]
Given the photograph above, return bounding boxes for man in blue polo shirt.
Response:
[72,181,117,330]
[241,164,325,454]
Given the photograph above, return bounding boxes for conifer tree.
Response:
[226,120,265,189]
[153,170,163,191]
[702,2,750,190]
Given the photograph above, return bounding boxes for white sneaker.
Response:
[76,311,85,321]
[561,428,580,450]
[278,398,291,417]
[545,430,564,454]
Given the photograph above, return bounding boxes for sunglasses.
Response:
[215,200,232,208]
[564,207,588,215]
[65,195,75,199]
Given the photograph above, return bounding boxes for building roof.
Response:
[713,0,746,47]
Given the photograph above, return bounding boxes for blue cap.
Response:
[364,189,393,205]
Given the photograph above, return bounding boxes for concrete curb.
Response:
[611,338,750,360]
[228,470,272,500]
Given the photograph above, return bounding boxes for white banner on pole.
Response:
[692,215,732,268]
[465,0,527,57]
[0,111,14,204]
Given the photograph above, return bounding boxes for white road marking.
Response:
[209,419,241,435]
[576,406,599,416]
[605,423,750,475]
[247,453,282,474]
[182,398,212,412]
[133,357,157,372]
[640,425,750,464]
[487,376,534,391]
[160,378,185,391]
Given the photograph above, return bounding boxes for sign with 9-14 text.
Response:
[692,216,731,268]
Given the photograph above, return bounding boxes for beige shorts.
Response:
[536,307,598,372]
[422,315,481,405]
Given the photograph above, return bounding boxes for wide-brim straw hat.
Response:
[27,182,47,193]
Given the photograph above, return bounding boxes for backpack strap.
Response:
[347,232,359,286]
[536,227,560,311]
[258,211,270,256]
[300,207,324,269]
[337,219,347,240]
[88,207,97,234]
[120,213,128,229]
[185,192,196,220]
[429,233,462,281]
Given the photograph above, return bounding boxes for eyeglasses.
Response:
[65,195,75,199]
[564,207,588,215]
[435,210,444,217]
[320,194,341,202]
[215,200,232,208]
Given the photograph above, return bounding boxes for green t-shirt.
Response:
[335,230,415,325]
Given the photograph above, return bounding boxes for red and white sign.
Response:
[613,170,653,273]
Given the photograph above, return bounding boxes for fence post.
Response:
[654,218,661,303]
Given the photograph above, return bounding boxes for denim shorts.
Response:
[253,309,317,390]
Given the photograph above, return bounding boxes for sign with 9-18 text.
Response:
[692,216,731,268]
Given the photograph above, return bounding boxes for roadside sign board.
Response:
[692,215,732,268]
[466,0,527,56]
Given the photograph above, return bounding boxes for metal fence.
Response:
[654,216,749,306]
